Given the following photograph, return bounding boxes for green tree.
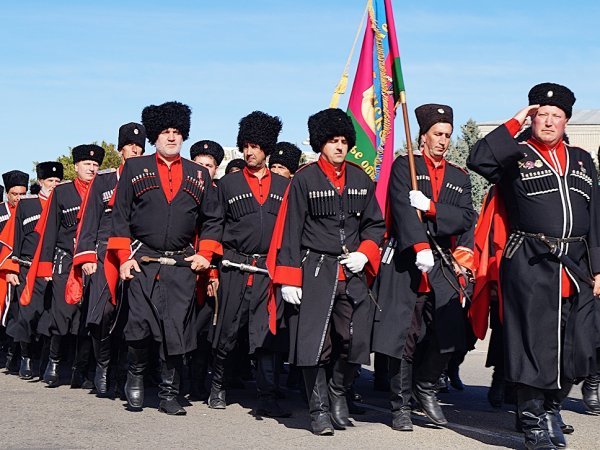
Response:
[445,118,489,211]
[54,141,121,181]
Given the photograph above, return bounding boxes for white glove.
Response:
[409,190,431,212]
[281,285,302,305]
[415,249,435,273]
[340,252,369,274]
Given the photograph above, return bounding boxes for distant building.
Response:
[478,109,600,162]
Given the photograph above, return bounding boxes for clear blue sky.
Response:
[2,0,599,178]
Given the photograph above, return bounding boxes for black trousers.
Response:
[319,281,354,365]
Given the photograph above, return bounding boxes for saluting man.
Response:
[467,83,600,450]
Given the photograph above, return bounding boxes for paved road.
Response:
[1,339,599,449]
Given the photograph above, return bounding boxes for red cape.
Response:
[468,187,508,340]
[20,193,52,306]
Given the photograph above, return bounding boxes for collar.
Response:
[317,155,346,181]
[156,152,182,166]
[423,150,446,170]
[527,137,565,154]
[243,166,270,180]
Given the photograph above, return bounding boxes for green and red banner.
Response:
[346,0,404,211]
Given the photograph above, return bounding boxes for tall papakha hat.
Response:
[307,108,356,153]
[225,158,246,174]
[236,111,282,156]
[118,122,146,152]
[2,170,29,192]
[36,161,64,180]
[29,183,41,195]
[270,142,302,174]
[141,101,191,145]
[528,82,576,118]
[415,104,454,138]
[190,140,225,165]
[72,144,105,165]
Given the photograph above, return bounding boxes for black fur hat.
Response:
[36,161,64,180]
[29,183,41,195]
[72,144,105,165]
[225,158,246,174]
[308,108,356,153]
[118,122,146,152]
[142,101,191,145]
[415,104,453,137]
[2,170,29,192]
[528,83,575,118]
[270,142,302,174]
[190,140,225,165]
[236,111,282,156]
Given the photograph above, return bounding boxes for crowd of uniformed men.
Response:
[0,81,599,450]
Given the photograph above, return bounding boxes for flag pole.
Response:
[396,92,421,219]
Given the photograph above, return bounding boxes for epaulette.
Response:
[294,161,318,175]
[447,160,468,175]
[59,180,72,185]
[345,160,364,170]
[97,168,117,175]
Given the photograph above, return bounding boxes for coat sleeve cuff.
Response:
[107,236,131,251]
[453,246,475,272]
[37,261,53,278]
[73,251,98,267]
[425,201,437,219]
[273,266,303,287]
[504,118,522,137]
[413,242,431,253]
[197,239,223,261]
[357,239,381,276]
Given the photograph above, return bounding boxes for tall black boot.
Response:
[19,342,33,380]
[390,357,413,431]
[303,367,334,436]
[543,381,573,448]
[255,351,290,417]
[4,340,20,374]
[413,346,451,426]
[488,366,505,408]
[328,358,358,430]
[71,335,94,389]
[581,374,600,414]
[113,339,128,401]
[43,335,62,387]
[518,384,556,450]
[92,336,112,397]
[373,352,390,391]
[208,350,227,409]
[125,343,149,410]
[188,340,210,401]
[447,352,465,391]
[158,355,186,415]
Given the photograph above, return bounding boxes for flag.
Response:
[346,0,404,212]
